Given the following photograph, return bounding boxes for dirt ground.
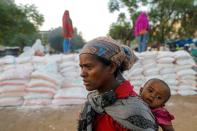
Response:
[0,95,196,131]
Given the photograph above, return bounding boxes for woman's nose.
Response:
[80,68,87,78]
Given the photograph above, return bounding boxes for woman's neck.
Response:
[97,78,122,94]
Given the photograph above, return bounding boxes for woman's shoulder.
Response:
[104,96,158,130]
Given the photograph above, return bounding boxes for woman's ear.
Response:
[108,62,117,74]
[140,87,143,95]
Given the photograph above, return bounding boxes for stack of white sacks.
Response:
[125,50,197,95]
[0,56,33,106]
[53,54,87,106]
[0,50,196,107]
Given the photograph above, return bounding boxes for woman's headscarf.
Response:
[62,10,74,38]
[134,12,149,37]
[80,37,138,71]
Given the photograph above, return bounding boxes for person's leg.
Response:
[137,35,142,52]
[63,39,69,53]
[67,39,71,53]
[141,33,148,52]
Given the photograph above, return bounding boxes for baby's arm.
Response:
[160,124,175,131]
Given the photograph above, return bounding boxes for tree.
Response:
[48,27,86,52]
[108,0,197,44]
[109,13,134,45]
[0,0,44,47]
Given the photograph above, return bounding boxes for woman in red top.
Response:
[62,10,74,53]
[78,37,157,131]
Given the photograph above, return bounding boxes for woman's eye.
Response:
[156,96,161,99]
[148,89,153,93]
[86,65,92,70]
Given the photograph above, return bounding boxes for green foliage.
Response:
[70,29,86,51]
[0,0,44,47]
[108,0,197,44]
[48,27,64,52]
[109,23,134,45]
[48,27,86,52]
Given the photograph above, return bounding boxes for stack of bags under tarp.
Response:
[0,64,33,106]
[125,50,197,95]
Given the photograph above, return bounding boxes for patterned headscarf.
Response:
[80,37,138,71]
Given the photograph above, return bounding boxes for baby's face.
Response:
[140,80,169,109]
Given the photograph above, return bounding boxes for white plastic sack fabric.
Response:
[36,61,59,74]
[129,68,143,76]
[141,59,156,66]
[23,99,52,106]
[170,89,178,95]
[24,92,54,99]
[130,61,142,70]
[31,71,62,87]
[143,63,157,71]
[145,75,163,81]
[178,75,197,81]
[143,68,160,76]
[179,79,197,86]
[45,54,62,63]
[32,56,48,64]
[177,90,197,96]
[160,68,176,75]
[15,56,32,64]
[177,85,196,91]
[165,79,179,86]
[157,51,174,59]
[0,80,28,86]
[32,39,44,53]
[175,65,194,71]
[157,64,174,69]
[0,66,32,81]
[157,57,175,64]
[62,79,84,89]
[28,79,58,89]
[140,51,158,59]
[0,91,26,97]
[61,54,78,62]
[19,47,35,57]
[176,58,196,66]
[177,69,197,76]
[130,79,145,87]
[0,85,26,93]
[52,98,86,106]
[59,61,78,69]
[0,97,24,106]
[25,87,56,95]
[0,55,15,65]
[161,73,177,79]
[174,50,191,59]
[54,88,88,99]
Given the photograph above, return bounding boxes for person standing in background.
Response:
[62,10,74,53]
[134,11,149,52]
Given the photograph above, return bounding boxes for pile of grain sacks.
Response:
[0,50,196,107]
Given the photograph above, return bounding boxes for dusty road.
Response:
[0,95,196,131]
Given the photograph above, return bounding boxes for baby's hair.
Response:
[144,78,171,103]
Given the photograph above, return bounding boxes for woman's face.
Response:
[79,54,112,91]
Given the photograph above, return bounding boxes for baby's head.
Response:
[140,78,171,109]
